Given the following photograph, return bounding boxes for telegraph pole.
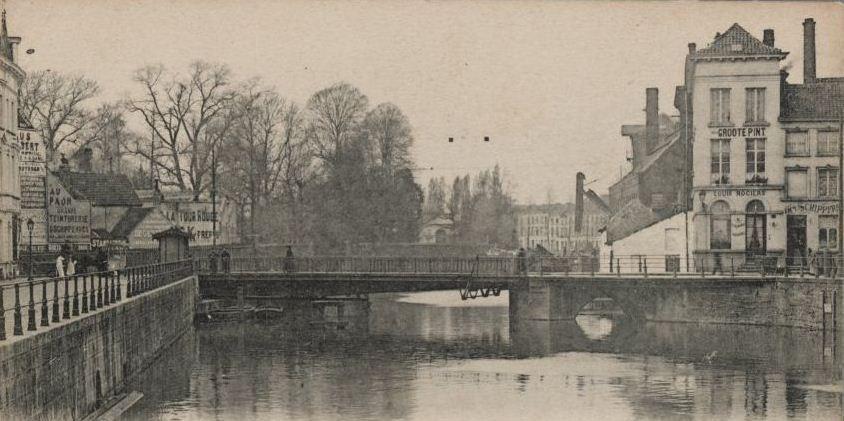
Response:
[211,148,217,249]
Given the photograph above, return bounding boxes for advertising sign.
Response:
[162,201,219,246]
[46,174,91,244]
[18,128,47,209]
[128,209,174,249]
[17,129,45,163]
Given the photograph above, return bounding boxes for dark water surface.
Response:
[124,291,843,420]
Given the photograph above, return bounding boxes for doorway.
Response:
[786,215,807,266]
[745,201,767,256]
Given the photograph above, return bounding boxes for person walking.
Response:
[55,253,66,278]
[517,248,527,275]
[66,256,76,276]
[283,246,295,273]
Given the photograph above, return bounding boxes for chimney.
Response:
[687,43,696,55]
[645,88,659,153]
[78,148,93,172]
[763,29,774,47]
[574,172,585,234]
[803,18,816,83]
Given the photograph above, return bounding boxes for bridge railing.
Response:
[198,253,844,280]
[0,259,194,342]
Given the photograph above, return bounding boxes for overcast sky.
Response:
[8,0,844,204]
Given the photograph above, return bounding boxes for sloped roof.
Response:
[585,189,611,214]
[152,226,190,240]
[110,208,156,239]
[606,199,679,244]
[55,170,142,207]
[780,78,844,122]
[692,23,787,60]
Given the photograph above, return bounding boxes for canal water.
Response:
[124,291,843,420]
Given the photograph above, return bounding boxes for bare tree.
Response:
[19,70,99,163]
[75,103,139,173]
[305,82,368,169]
[126,61,235,197]
[360,102,413,172]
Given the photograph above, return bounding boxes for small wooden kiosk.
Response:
[152,227,191,263]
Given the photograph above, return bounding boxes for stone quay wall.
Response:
[0,275,197,420]
[510,277,840,331]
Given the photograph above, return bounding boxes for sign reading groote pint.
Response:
[711,126,767,138]
[46,174,91,244]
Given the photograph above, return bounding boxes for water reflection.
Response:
[126,291,842,420]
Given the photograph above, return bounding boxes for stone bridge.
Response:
[198,256,842,331]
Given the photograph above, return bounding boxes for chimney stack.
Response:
[687,43,696,54]
[763,29,775,47]
[574,172,585,234]
[645,88,659,153]
[803,18,816,83]
[78,148,93,172]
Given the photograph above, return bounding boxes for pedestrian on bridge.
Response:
[517,248,527,275]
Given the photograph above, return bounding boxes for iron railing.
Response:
[0,260,193,342]
[197,254,844,280]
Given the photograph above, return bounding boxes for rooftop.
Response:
[110,207,156,239]
[780,77,844,122]
[692,23,787,61]
[54,170,142,207]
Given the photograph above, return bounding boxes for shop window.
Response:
[745,88,766,123]
[786,168,808,199]
[745,138,766,184]
[817,131,840,156]
[710,88,731,125]
[819,216,839,250]
[785,131,809,156]
[818,167,839,198]
[711,139,730,185]
[710,200,731,250]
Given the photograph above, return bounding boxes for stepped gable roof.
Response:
[692,23,787,60]
[110,207,156,239]
[780,78,844,122]
[54,170,142,207]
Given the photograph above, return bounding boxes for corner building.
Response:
[691,20,843,269]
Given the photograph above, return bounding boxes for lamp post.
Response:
[26,218,33,281]
[26,218,35,331]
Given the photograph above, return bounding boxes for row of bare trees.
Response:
[19,61,423,252]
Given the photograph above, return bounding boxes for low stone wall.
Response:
[0,275,197,420]
[510,277,840,331]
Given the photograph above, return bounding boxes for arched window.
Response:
[710,200,731,250]
[745,200,766,255]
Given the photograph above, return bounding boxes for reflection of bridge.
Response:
[198,256,842,331]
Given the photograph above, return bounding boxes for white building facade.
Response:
[691,20,842,270]
[0,12,23,278]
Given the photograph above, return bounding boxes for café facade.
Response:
[690,19,843,270]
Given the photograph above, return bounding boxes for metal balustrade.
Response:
[0,260,194,342]
[196,254,844,280]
